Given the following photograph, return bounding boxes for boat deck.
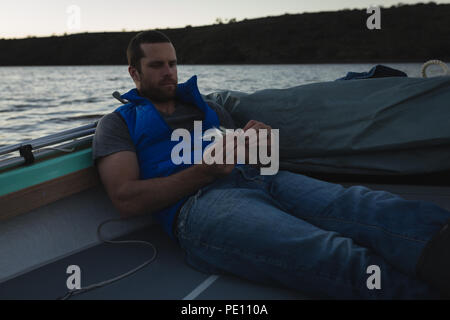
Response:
[2,180,450,300]
[0,222,305,300]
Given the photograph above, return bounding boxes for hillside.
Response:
[0,3,448,65]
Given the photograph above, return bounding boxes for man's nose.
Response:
[162,63,173,76]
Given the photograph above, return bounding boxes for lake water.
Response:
[0,63,439,150]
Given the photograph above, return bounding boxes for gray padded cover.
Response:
[204,76,450,176]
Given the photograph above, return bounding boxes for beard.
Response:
[139,77,177,103]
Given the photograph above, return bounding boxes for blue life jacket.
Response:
[114,75,220,239]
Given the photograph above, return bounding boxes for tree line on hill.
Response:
[0,3,448,66]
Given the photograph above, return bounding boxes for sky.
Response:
[1,0,449,39]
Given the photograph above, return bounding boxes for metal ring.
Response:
[421,60,449,78]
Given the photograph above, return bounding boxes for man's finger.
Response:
[243,120,258,131]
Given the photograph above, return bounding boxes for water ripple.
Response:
[0,64,423,147]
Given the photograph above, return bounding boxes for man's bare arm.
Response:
[97,150,234,218]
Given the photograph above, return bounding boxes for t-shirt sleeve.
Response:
[91,112,136,163]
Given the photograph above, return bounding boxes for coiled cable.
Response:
[58,218,157,300]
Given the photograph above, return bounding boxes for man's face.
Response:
[131,42,178,102]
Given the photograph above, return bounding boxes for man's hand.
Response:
[199,120,273,170]
[196,131,238,178]
[242,120,272,166]
[243,120,272,148]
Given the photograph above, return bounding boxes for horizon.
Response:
[1,0,449,40]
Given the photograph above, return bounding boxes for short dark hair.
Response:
[126,30,172,73]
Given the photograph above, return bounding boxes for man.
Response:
[92,30,450,299]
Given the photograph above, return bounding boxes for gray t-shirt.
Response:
[92,99,236,163]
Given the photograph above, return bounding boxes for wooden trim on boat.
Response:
[0,167,100,221]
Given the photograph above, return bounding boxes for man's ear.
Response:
[128,65,141,84]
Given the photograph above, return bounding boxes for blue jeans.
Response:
[175,165,450,299]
